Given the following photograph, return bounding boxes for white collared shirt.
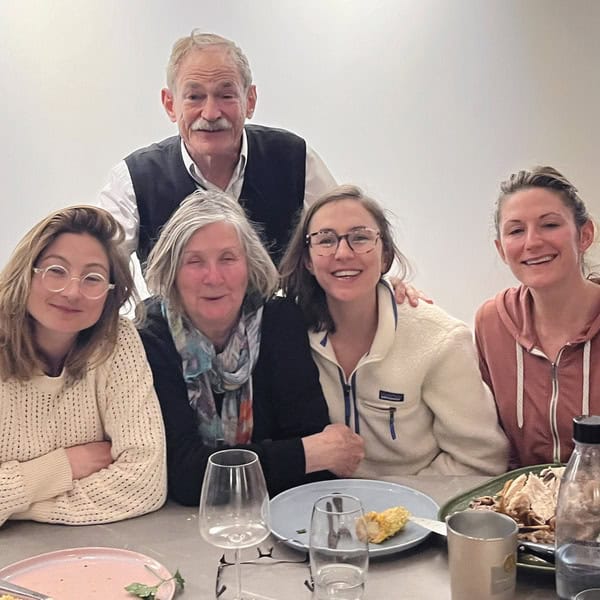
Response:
[97,129,336,256]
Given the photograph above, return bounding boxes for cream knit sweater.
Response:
[0,317,166,526]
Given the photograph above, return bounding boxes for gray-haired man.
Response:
[98,31,335,265]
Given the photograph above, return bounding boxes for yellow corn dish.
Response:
[356,506,411,543]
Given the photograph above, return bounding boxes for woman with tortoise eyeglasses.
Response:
[280,184,508,479]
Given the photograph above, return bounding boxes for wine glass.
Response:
[199,449,270,599]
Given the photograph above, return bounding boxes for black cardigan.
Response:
[138,297,332,505]
[125,125,306,264]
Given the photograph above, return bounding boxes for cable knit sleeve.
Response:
[6,318,167,525]
[418,322,509,476]
[0,450,73,527]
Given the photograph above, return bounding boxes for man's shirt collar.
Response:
[180,128,248,197]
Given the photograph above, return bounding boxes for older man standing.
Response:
[98,31,335,264]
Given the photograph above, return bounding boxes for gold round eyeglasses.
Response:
[33,265,115,300]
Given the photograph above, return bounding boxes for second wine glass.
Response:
[199,448,270,599]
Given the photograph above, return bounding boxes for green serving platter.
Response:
[438,463,562,572]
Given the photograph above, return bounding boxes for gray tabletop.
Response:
[0,476,556,599]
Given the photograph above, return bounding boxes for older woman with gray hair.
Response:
[137,190,364,505]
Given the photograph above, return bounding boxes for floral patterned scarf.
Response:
[163,297,263,447]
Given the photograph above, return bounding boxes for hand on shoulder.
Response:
[388,277,433,307]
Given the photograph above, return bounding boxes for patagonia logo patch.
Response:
[379,390,404,402]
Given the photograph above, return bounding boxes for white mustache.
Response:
[190,117,232,132]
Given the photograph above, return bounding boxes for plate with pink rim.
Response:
[0,547,176,600]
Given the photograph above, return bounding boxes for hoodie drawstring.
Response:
[582,340,590,415]
[516,342,524,429]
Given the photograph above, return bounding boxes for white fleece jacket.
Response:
[309,283,508,479]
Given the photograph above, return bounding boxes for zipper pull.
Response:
[342,383,352,428]
[389,407,397,440]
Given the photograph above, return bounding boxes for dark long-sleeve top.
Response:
[138,296,332,505]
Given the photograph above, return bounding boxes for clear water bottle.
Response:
[555,415,600,600]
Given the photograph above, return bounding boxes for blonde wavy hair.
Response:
[0,206,135,381]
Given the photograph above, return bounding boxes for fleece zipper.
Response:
[338,369,360,434]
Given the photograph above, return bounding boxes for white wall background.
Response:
[1,0,599,325]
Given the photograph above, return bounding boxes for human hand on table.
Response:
[65,440,113,479]
[303,423,364,477]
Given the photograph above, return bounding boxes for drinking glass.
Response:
[199,449,270,600]
[575,591,600,600]
[309,494,369,600]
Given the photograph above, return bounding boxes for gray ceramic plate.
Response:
[270,478,439,557]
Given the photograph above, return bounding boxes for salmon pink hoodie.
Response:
[475,285,600,468]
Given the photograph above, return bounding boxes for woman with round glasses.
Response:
[0,206,166,527]
[280,185,508,477]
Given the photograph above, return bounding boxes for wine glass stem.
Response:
[235,547,242,598]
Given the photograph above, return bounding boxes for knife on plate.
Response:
[0,578,55,600]
[409,516,447,536]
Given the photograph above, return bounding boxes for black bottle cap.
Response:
[573,415,600,444]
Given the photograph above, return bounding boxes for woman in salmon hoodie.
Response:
[475,166,600,468]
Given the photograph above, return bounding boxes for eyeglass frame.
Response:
[32,264,116,300]
[305,226,381,256]
[215,544,312,598]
